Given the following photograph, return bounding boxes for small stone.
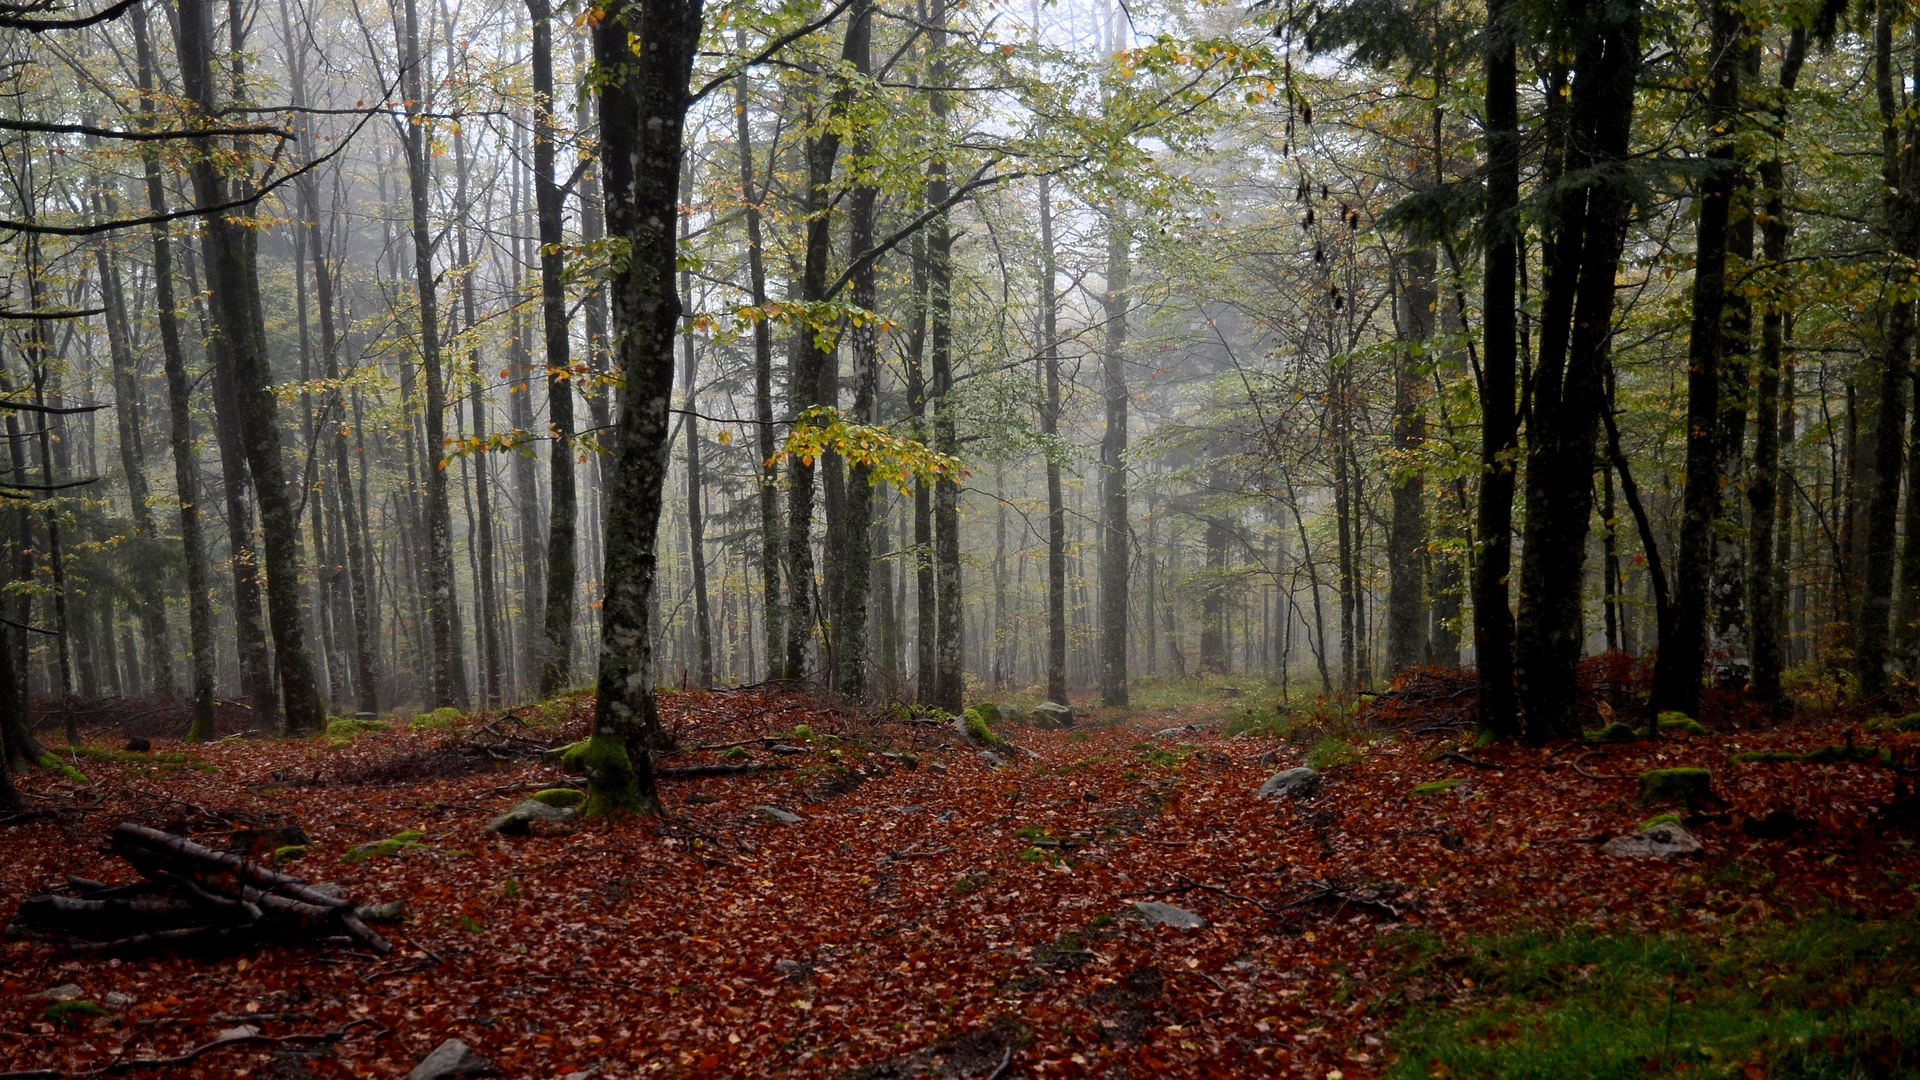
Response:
[306,882,345,899]
[1257,767,1321,800]
[214,1024,262,1042]
[1154,725,1198,739]
[103,992,134,1008]
[1133,901,1208,930]
[768,743,807,755]
[356,901,410,923]
[774,959,811,982]
[754,805,802,824]
[978,750,1009,768]
[1032,701,1075,729]
[34,984,83,1002]
[926,761,949,775]
[1599,824,1703,860]
[408,1037,492,1080]
[486,801,575,835]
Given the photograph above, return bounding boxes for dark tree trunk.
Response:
[928,0,962,713]
[1388,245,1434,674]
[509,125,545,698]
[451,71,500,710]
[1038,178,1067,706]
[584,0,704,813]
[1098,210,1130,706]
[531,0,577,699]
[132,3,215,736]
[1474,0,1520,738]
[679,170,715,689]
[1514,0,1641,740]
[176,0,323,733]
[837,0,878,702]
[908,237,936,702]
[1749,29,1808,699]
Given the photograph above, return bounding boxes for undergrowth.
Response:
[1386,910,1920,1079]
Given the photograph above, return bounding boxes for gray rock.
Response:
[356,900,410,923]
[1257,767,1321,800]
[774,959,812,982]
[754,805,802,824]
[1032,701,1075,729]
[1133,901,1209,931]
[977,751,1009,769]
[103,992,134,1008]
[485,800,576,835]
[999,704,1024,721]
[926,761,949,775]
[34,983,83,1002]
[306,882,345,899]
[1600,824,1702,860]
[1154,725,1199,739]
[409,1038,492,1080]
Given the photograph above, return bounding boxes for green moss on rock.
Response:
[272,845,308,863]
[410,707,462,731]
[323,718,392,741]
[1411,778,1466,797]
[344,830,427,863]
[1640,767,1713,805]
[36,753,87,785]
[1590,722,1639,743]
[1803,743,1892,765]
[528,787,586,809]
[575,734,655,817]
[44,1001,110,1027]
[1639,813,1683,831]
[1732,750,1800,764]
[1657,712,1712,736]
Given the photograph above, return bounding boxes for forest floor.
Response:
[2,676,1918,1078]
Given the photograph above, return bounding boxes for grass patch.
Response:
[1410,778,1466,797]
[36,753,88,785]
[1225,704,1293,738]
[1306,735,1366,771]
[1138,746,1192,770]
[1386,911,1920,1079]
[44,1001,111,1027]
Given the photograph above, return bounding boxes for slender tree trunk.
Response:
[928,0,962,712]
[451,63,500,710]
[1880,10,1920,682]
[585,0,704,813]
[530,0,577,698]
[1098,209,1130,706]
[177,0,324,732]
[132,3,215,736]
[908,235,936,702]
[731,57,783,683]
[680,172,715,689]
[1388,245,1434,674]
[1474,0,1520,738]
[1038,179,1066,706]
[837,0,878,701]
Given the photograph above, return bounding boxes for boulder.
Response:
[1257,767,1320,800]
[408,1038,492,1080]
[1599,823,1702,859]
[1133,901,1208,930]
[754,805,802,824]
[485,801,576,835]
[33,984,83,1002]
[1639,767,1714,805]
[977,751,1009,769]
[1031,701,1075,729]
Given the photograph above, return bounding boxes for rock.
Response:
[1221,687,1242,699]
[768,743,808,755]
[999,704,1024,721]
[1599,824,1702,859]
[1032,701,1075,729]
[408,1038,492,1080]
[103,992,134,1008]
[754,805,802,824]
[1257,767,1320,800]
[356,900,410,923]
[526,787,586,809]
[1154,725,1199,739]
[1133,901,1208,930]
[34,984,84,1002]
[1639,767,1713,805]
[774,959,811,982]
[926,761,949,775]
[124,737,152,753]
[977,751,1009,769]
[486,800,576,835]
[307,882,345,899]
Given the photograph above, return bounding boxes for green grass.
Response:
[409,707,462,730]
[1306,735,1365,771]
[1123,673,1270,711]
[1225,704,1293,738]
[44,1001,111,1027]
[343,830,428,863]
[1386,911,1920,1079]
[1411,778,1466,797]
[324,717,392,744]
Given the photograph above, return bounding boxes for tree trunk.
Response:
[451,61,500,711]
[585,0,703,814]
[1098,209,1130,706]
[928,0,962,713]
[530,0,577,699]
[1388,244,1434,674]
[131,2,215,735]
[732,60,784,682]
[1473,0,1520,738]
[837,0,878,702]
[1749,29,1808,699]
[680,168,715,690]
[1514,0,1641,740]
[176,0,324,733]
[908,236,936,702]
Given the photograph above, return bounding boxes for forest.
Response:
[0,0,1919,1075]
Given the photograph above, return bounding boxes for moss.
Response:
[343,830,428,863]
[970,702,1002,726]
[1639,767,1713,805]
[1639,813,1683,831]
[44,1001,110,1027]
[1657,712,1712,736]
[323,718,392,742]
[1411,778,1466,797]
[409,707,462,731]
[789,724,815,743]
[1305,736,1364,771]
[1804,742,1892,766]
[719,745,752,761]
[273,845,308,863]
[1731,750,1800,764]
[1589,722,1639,743]
[36,753,88,785]
[575,734,656,817]
[963,709,1004,748]
[527,787,586,809]
[1886,714,1920,733]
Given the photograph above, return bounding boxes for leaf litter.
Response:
[3,685,1917,1077]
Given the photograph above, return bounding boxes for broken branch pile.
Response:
[7,824,391,956]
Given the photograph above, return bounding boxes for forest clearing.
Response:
[2,679,1916,1078]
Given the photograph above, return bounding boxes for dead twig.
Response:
[1569,751,1631,782]
[1436,751,1512,771]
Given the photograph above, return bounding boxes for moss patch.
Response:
[409,707,462,731]
[1732,750,1801,764]
[1638,813,1682,831]
[527,787,586,809]
[1639,767,1713,805]
[1305,736,1364,771]
[324,718,392,744]
[44,1001,111,1028]
[573,734,655,817]
[1410,778,1466,797]
[1804,742,1892,766]
[1656,712,1712,736]
[273,845,308,863]
[343,830,428,863]
[36,753,88,785]
[1589,722,1639,743]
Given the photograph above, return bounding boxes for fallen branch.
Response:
[1436,751,1512,771]
[1569,751,1631,782]
[656,763,791,779]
